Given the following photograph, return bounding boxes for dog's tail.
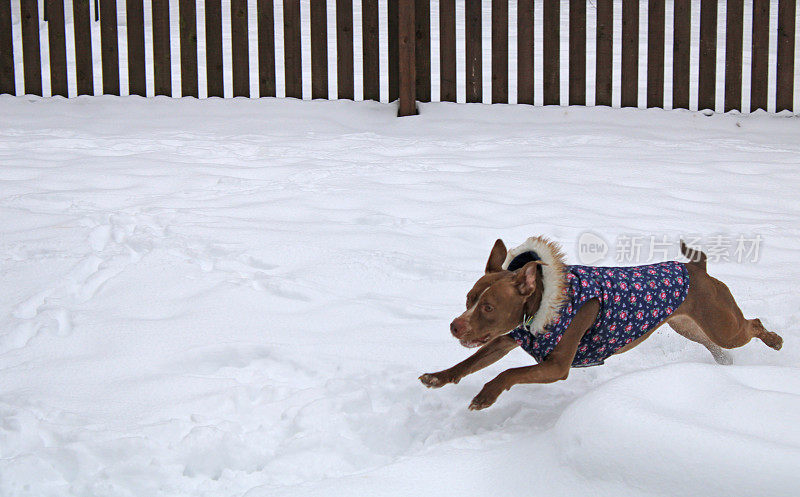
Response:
[680,240,707,271]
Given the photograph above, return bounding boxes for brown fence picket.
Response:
[362,0,379,101]
[569,0,585,106]
[310,0,328,99]
[0,0,13,95]
[698,0,717,111]
[750,0,769,111]
[724,0,743,112]
[152,0,171,96]
[179,0,198,97]
[73,0,94,95]
[492,0,508,104]
[21,0,42,96]
[398,0,416,115]
[232,0,249,97]
[206,0,223,97]
[336,0,354,100]
[517,0,534,105]
[388,0,398,101]
[465,0,481,103]
[415,0,430,102]
[258,0,276,97]
[672,0,689,109]
[99,0,119,95]
[439,0,455,102]
[126,0,145,96]
[647,0,664,108]
[776,0,796,112]
[48,0,68,97]
[283,0,302,98]
[542,0,559,105]
[621,0,638,107]
[595,0,611,106]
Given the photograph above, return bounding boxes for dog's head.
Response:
[450,239,545,348]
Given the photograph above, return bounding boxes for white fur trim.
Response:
[501,236,568,334]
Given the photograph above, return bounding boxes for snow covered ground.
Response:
[1,96,800,496]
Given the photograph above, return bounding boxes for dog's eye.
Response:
[482,303,494,313]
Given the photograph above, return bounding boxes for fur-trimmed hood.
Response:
[501,236,569,334]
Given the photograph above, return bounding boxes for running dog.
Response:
[419,236,783,410]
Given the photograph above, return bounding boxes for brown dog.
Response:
[420,236,783,410]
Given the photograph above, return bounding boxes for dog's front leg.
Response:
[469,299,600,410]
[420,334,518,388]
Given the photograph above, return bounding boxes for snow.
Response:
[1,95,800,496]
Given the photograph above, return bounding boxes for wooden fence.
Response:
[0,1,797,116]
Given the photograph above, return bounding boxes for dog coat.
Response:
[503,238,690,368]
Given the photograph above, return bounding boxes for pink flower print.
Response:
[633,271,642,277]
[645,293,653,302]
[609,324,617,332]
[579,345,588,352]
[630,295,637,303]
[614,294,621,303]
[619,311,628,320]
[649,281,657,288]
[636,311,644,319]
[641,323,649,330]
[609,337,617,344]
[619,282,628,290]
[662,278,671,286]
[593,334,602,342]
[533,342,539,349]
[677,277,684,285]
[652,309,659,317]
[625,338,633,343]
[598,346,606,354]
[634,282,642,290]
[666,307,673,314]
[625,324,633,332]
[648,269,656,275]
[674,290,680,298]
[659,291,667,299]
[581,280,589,287]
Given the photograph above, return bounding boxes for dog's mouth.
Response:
[459,334,491,348]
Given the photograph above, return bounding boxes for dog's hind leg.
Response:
[748,318,783,350]
[682,268,783,352]
[668,315,733,365]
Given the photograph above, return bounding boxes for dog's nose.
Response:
[450,319,463,338]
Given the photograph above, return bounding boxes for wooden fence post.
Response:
[397,0,417,116]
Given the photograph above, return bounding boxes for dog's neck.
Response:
[521,272,544,326]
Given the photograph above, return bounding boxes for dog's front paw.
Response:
[419,371,453,388]
[468,383,501,410]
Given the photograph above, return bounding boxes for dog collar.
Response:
[521,313,535,332]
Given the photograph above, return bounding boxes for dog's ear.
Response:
[485,239,507,274]
[514,261,545,295]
